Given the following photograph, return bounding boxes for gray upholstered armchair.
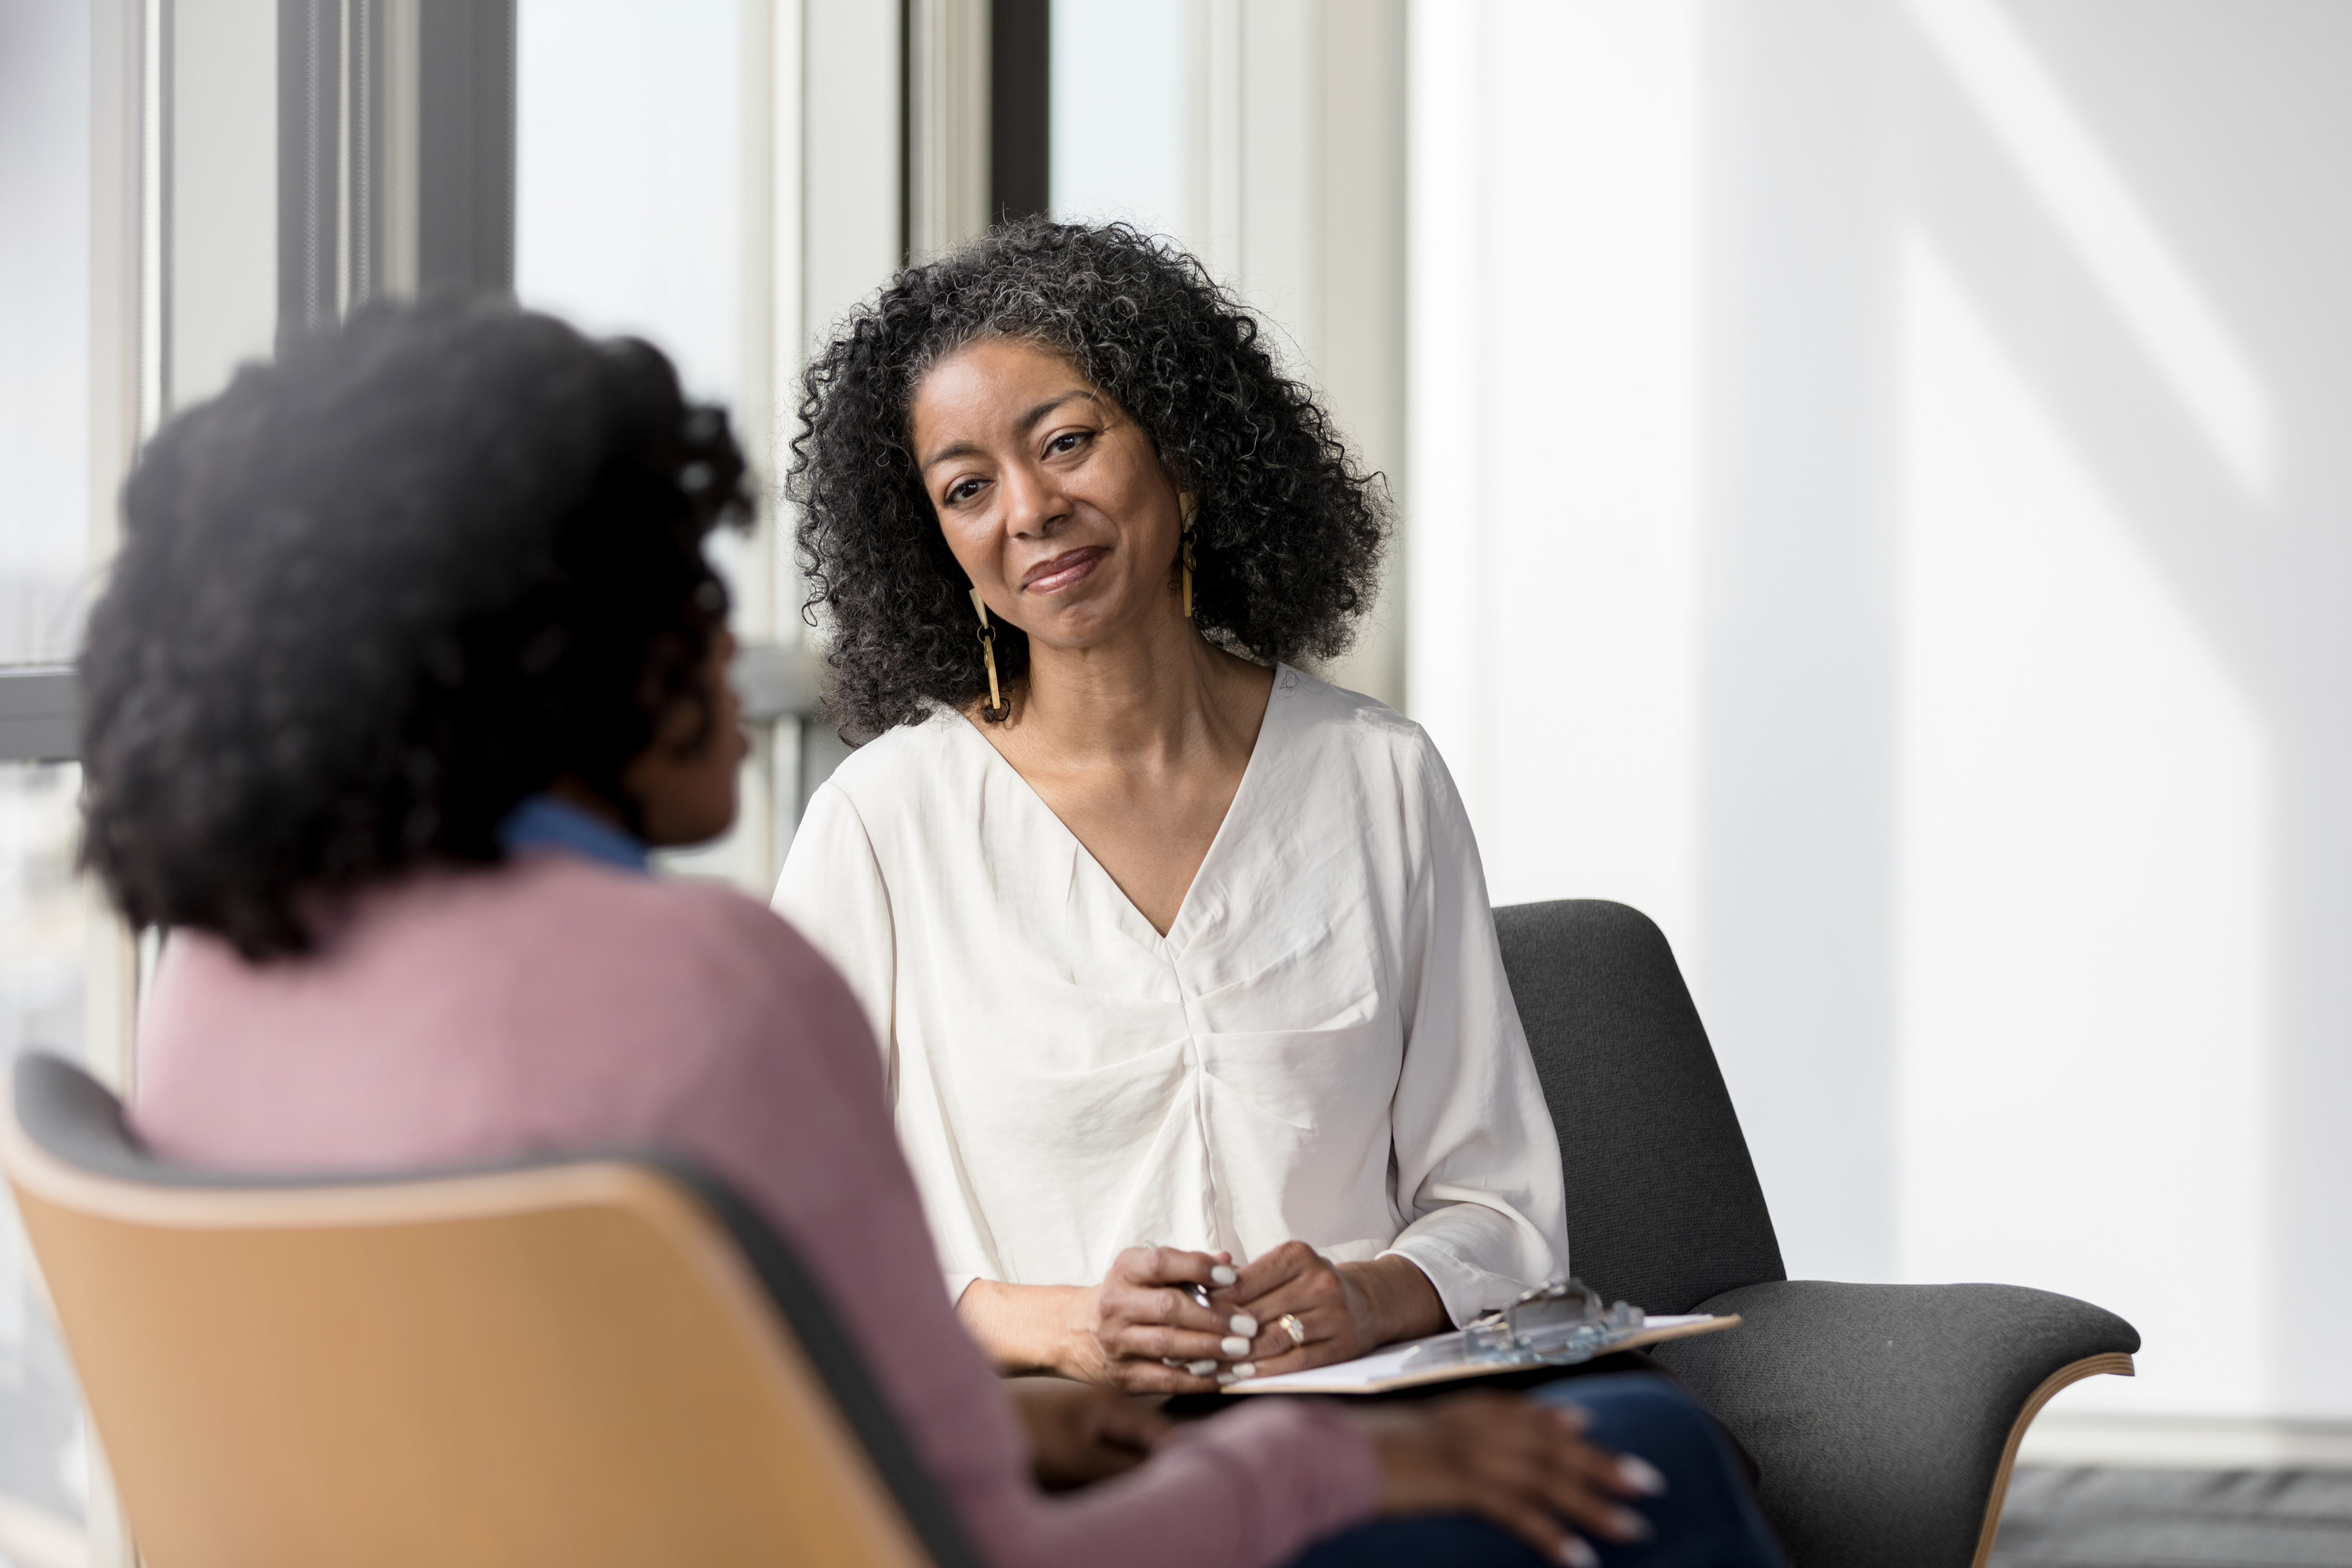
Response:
[1494,900,2139,1568]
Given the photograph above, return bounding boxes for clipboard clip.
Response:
[1460,1279,1646,1367]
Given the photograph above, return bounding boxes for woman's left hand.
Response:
[1007,1377,1171,1490]
[1222,1243,1448,1375]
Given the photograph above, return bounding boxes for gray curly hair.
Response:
[787,219,1391,740]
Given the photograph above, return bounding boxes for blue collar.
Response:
[497,793,649,873]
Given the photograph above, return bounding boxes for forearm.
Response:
[1338,1254,1448,1348]
[958,1277,1094,1376]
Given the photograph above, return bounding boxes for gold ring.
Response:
[1278,1313,1308,1349]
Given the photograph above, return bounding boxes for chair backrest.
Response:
[2,1054,983,1568]
[1494,899,1787,1315]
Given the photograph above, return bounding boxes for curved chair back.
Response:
[1494,899,1786,1314]
[1,1054,981,1568]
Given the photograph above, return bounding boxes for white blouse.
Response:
[771,665,1570,1325]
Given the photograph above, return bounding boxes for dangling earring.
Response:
[970,588,1007,717]
[1179,493,1200,619]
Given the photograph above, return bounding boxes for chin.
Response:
[1029,600,1146,648]
[651,804,741,851]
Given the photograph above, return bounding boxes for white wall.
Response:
[1410,0,2352,1425]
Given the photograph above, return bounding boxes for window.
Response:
[0,0,114,1555]
[0,764,93,1560]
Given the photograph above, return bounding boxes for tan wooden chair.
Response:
[1,1054,982,1568]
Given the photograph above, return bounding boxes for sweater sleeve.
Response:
[978,1397,1381,1568]
[657,902,1381,1568]
[1378,740,1572,1323]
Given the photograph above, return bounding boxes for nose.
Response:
[997,458,1067,539]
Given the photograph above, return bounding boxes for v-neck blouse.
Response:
[772,665,1570,1323]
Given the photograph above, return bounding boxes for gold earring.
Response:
[1179,493,1200,619]
[970,589,1006,716]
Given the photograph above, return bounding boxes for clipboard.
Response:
[1223,1312,1741,1396]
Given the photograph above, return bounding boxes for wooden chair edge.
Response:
[1,1098,689,1232]
[0,1085,941,1568]
[1965,1352,2136,1568]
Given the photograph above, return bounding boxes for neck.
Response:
[1011,596,1251,770]
[543,775,630,830]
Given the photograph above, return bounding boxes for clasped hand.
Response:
[1073,1240,1440,1395]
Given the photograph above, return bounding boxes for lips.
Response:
[1021,546,1109,594]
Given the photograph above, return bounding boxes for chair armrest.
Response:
[1649,1279,2139,1568]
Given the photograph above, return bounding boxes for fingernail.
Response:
[1611,1508,1653,1542]
[1210,1265,1238,1286]
[1221,1336,1250,1356]
[1230,1313,1258,1336]
[1185,1359,1218,1376]
[1618,1456,1668,1497]
[1216,1371,1240,1385]
[1231,1362,1257,1378]
[1560,1537,1599,1568]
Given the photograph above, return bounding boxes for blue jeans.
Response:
[1287,1374,1786,1568]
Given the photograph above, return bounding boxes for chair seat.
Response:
[1653,1279,2140,1568]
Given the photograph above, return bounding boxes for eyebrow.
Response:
[919,390,1102,473]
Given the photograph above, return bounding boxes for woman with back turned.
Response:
[81,297,1783,1566]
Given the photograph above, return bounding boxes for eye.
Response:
[945,477,985,506]
[1045,429,1091,457]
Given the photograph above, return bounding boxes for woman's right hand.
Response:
[1355,1392,1666,1567]
[1062,1245,1263,1392]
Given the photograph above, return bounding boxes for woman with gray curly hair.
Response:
[775,223,1567,1396]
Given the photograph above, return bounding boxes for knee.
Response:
[1537,1374,1731,1481]
[1539,1371,1706,1428]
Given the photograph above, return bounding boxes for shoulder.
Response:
[536,862,886,1094]
[783,709,994,882]
[826,706,974,782]
[804,706,984,818]
[495,855,851,1009]
[1271,665,1454,800]
[488,868,898,1210]
[147,856,883,1117]
[1262,667,1479,880]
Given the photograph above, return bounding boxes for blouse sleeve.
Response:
[1379,742,1573,1324]
[772,781,899,1098]
[773,778,992,1306]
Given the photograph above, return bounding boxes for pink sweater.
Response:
[133,850,1380,1568]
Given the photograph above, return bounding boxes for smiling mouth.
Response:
[1021,547,1109,594]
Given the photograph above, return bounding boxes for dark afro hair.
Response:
[789,220,1389,740]
[78,296,750,960]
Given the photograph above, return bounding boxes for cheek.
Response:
[710,704,749,781]
[692,742,742,819]
[937,510,997,579]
